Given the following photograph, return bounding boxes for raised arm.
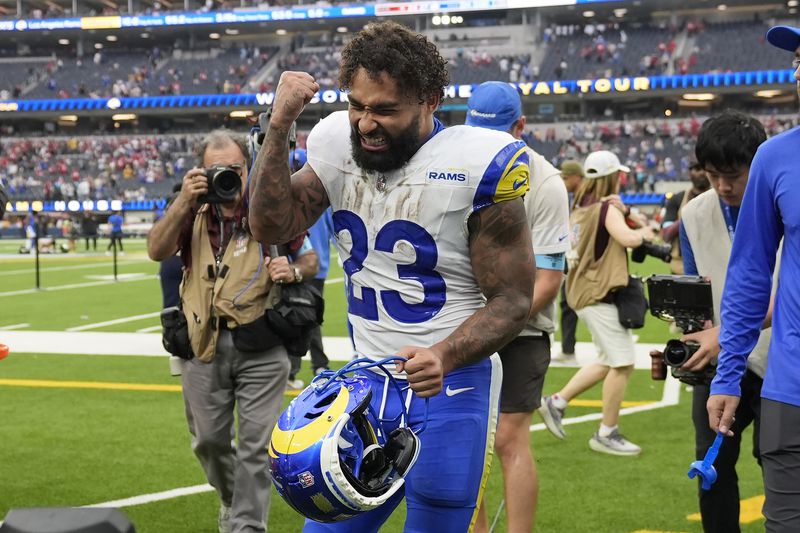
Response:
[147,168,205,261]
[249,72,330,244]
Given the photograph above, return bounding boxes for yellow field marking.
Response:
[0,378,303,397]
[686,494,764,524]
[631,530,690,533]
[0,379,656,407]
[570,399,655,408]
[0,378,182,392]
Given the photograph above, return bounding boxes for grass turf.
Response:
[0,237,765,532]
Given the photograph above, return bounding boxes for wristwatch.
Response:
[292,266,303,283]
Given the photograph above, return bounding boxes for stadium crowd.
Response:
[5,113,798,203]
[2,8,799,533]
[0,17,789,100]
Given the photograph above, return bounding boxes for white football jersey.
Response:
[307,111,529,361]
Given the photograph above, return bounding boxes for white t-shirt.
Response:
[521,148,570,335]
[306,111,530,361]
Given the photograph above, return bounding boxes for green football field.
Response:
[0,238,764,532]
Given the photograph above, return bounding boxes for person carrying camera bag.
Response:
[147,129,317,533]
[539,150,654,456]
[667,111,776,533]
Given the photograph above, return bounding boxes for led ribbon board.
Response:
[0,70,792,114]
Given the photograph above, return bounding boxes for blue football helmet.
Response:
[269,357,423,523]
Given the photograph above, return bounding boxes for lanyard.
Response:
[720,201,736,242]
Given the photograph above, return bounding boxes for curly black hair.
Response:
[339,21,449,104]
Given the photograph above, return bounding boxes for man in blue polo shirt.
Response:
[708,25,800,532]
[107,210,124,255]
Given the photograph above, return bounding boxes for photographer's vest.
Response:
[669,188,693,275]
[566,201,629,311]
[180,208,277,362]
[682,189,777,378]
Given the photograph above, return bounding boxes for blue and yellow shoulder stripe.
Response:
[473,140,530,211]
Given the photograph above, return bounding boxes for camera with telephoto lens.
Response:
[647,275,716,386]
[198,166,242,204]
[632,240,672,264]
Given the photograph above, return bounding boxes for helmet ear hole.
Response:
[360,444,388,482]
[384,427,419,476]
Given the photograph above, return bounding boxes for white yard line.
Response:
[136,325,163,333]
[78,376,681,508]
[67,312,162,332]
[0,323,30,330]
[0,275,158,297]
[83,484,214,509]
[325,277,344,284]
[0,260,150,277]
[80,377,682,511]
[528,373,681,432]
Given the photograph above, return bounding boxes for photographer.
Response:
[671,110,774,533]
[147,129,317,533]
[540,150,654,456]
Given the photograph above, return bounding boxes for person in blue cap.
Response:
[465,81,570,533]
[707,25,800,532]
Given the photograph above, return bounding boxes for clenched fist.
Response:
[271,72,320,128]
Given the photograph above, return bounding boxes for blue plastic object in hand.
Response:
[688,432,724,490]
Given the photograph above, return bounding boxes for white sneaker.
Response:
[286,378,305,390]
[551,351,577,364]
[218,504,231,533]
[589,429,641,456]
[538,396,566,439]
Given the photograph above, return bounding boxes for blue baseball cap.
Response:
[289,147,307,170]
[465,82,522,132]
[766,25,800,52]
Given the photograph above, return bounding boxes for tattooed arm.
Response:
[249,71,330,244]
[397,198,534,397]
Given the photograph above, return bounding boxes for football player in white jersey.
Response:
[466,82,570,533]
[250,21,535,533]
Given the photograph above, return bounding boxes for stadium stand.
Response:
[3,113,797,203]
[22,44,280,98]
[538,22,678,79]
[690,19,788,73]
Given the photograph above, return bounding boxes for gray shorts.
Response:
[497,334,551,413]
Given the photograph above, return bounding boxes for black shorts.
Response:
[497,334,551,413]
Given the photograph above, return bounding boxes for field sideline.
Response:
[0,238,765,532]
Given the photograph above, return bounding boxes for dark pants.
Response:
[108,231,123,251]
[288,279,329,380]
[307,279,330,373]
[692,370,763,533]
[760,398,800,532]
[559,282,577,354]
[85,235,97,250]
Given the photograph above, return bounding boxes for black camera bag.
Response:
[613,275,648,329]
[160,306,194,360]
[266,282,325,357]
[231,315,284,353]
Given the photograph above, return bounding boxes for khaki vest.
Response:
[566,201,629,311]
[681,189,778,378]
[180,208,277,362]
[669,188,692,275]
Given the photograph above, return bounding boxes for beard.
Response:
[350,115,422,173]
